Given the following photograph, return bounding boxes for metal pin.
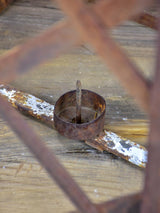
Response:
[76,80,82,124]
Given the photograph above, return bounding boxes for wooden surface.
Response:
[0,1,157,212]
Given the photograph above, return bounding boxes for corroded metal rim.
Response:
[54,89,106,140]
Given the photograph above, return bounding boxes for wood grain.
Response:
[0,1,156,212]
[0,118,144,213]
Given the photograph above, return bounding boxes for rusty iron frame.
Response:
[0,0,159,212]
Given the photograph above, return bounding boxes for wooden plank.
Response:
[0,117,144,213]
[13,0,59,9]
[0,3,64,49]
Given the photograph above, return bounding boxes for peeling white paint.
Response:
[23,94,54,121]
[0,87,54,121]
[0,87,16,101]
[102,131,148,168]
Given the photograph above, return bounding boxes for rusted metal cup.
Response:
[54,89,106,140]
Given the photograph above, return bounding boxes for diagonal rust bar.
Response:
[93,0,154,28]
[73,193,142,213]
[0,85,55,127]
[92,0,157,30]
[57,0,151,112]
[0,20,81,84]
[0,95,98,213]
[0,0,154,85]
[141,15,160,213]
[95,193,141,213]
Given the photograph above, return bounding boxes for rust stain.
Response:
[26,164,33,175]
[15,162,24,176]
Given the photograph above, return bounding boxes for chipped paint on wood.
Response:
[0,85,54,126]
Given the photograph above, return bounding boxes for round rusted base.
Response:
[54,89,106,140]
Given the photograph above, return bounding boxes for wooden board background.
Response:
[0,1,157,212]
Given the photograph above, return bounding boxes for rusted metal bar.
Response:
[86,130,147,168]
[0,0,14,13]
[58,0,151,112]
[93,0,154,28]
[133,12,158,30]
[72,193,142,213]
[0,94,98,213]
[0,0,154,87]
[141,15,160,213]
[96,193,141,213]
[92,0,157,30]
[0,20,81,84]
[0,85,148,168]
